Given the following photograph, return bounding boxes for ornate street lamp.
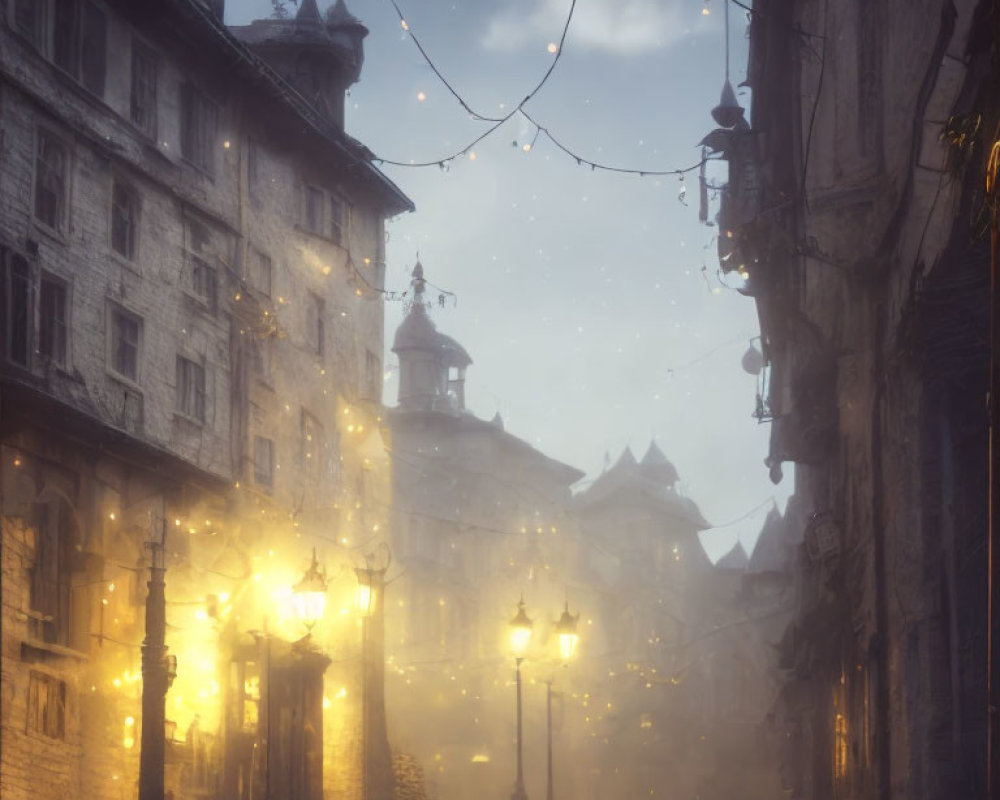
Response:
[510,596,533,659]
[357,544,393,800]
[554,602,579,663]
[509,596,533,800]
[292,548,328,632]
[548,601,580,800]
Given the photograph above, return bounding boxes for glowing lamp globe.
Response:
[292,548,327,630]
[509,598,533,658]
[555,602,580,662]
[355,567,376,617]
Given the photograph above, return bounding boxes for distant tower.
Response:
[392,262,471,412]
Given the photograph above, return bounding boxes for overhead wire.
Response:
[375,0,712,177]
[375,0,576,166]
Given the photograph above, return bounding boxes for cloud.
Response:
[482,0,689,56]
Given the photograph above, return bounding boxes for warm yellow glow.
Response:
[834,713,848,779]
[356,582,373,616]
[336,687,347,699]
[123,736,135,749]
[291,590,326,629]
[125,716,135,727]
[510,626,531,655]
[559,631,579,661]
[509,599,533,657]
[322,696,331,710]
[417,91,427,102]
[547,42,558,53]
[471,754,490,763]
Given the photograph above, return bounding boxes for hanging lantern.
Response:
[711,80,745,129]
[741,343,764,375]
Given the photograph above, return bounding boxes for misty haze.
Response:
[0,1,997,800]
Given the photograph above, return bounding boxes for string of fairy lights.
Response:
[372,0,722,179]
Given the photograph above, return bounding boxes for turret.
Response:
[392,262,472,413]
[229,0,369,129]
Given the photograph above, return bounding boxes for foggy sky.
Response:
[226,0,793,558]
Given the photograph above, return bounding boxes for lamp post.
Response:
[509,597,533,800]
[547,602,579,800]
[356,546,393,800]
[139,517,168,800]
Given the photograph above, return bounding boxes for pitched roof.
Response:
[575,445,709,529]
[714,539,749,571]
[639,440,679,487]
[747,506,787,572]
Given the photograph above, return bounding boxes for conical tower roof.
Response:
[639,440,679,488]
[296,0,323,24]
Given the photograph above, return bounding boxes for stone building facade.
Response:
[0,1,411,799]
[381,275,780,800]
[383,269,588,800]
[715,0,998,797]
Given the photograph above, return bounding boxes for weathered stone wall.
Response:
[749,0,994,796]
[1,2,405,800]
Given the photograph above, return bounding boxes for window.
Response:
[52,0,106,96]
[3,253,31,367]
[192,258,216,309]
[110,306,140,381]
[365,350,381,401]
[30,502,70,645]
[176,355,206,422]
[300,410,321,474]
[185,219,222,311]
[305,186,325,235]
[248,248,271,297]
[306,292,324,356]
[249,336,271,381]
[303,185,349,244]
[38,274,67,366]
[330,194,346,246]
[111,179,139,260]
[27,672,66,739]
[181,84,218,174]
[253,436,273,487]
[35,130,69,232]
[130,41,157,137]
